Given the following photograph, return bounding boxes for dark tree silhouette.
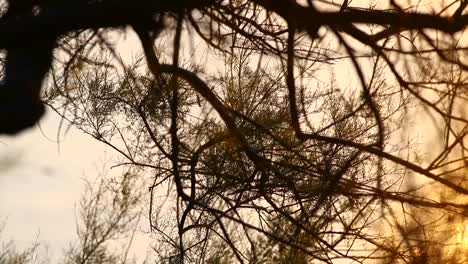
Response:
[0,0,467,134]
[0,0,211,134]
[0,0,54,134]
[2,0,468,263]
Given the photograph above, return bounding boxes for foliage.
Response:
[2,0,468,263]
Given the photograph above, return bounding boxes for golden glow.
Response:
[456,223,468,247]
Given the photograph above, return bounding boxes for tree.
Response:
[0,169,144,264]
[2,0,468,263]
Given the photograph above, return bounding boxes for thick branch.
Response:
[1,1,467,48]
[254,0,468,36]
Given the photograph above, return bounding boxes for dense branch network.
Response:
[2,0,468,263]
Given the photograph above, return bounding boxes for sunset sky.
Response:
[0,30,143,261]
[0,1,466,261]
[0,109,113,260]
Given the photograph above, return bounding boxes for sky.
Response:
[0,1,465,261]
[0,108,117,260]
[0,29,151,261]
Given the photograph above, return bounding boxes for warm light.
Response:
[456,223,468,247]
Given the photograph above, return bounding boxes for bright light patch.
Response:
[456,223,468,247]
